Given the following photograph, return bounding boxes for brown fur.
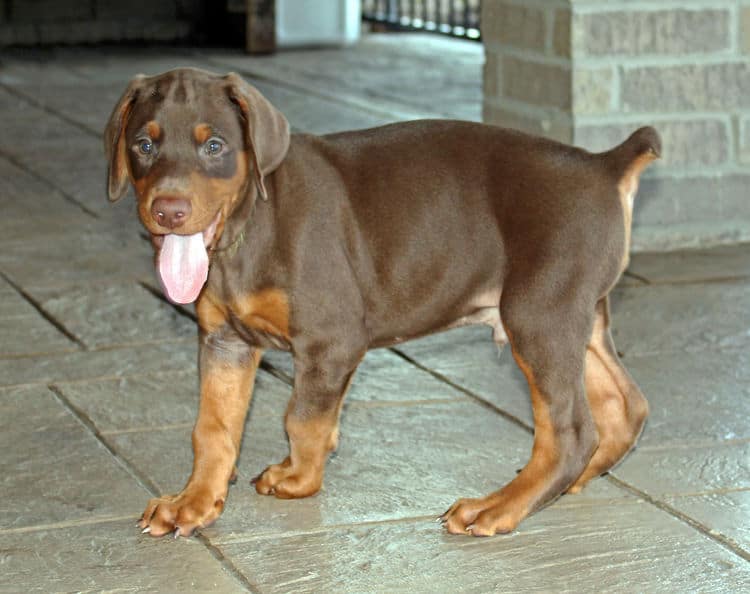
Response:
[105,68,660,538]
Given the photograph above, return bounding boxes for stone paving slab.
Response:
[0,280,78,359]
[395,325,532,425]
[0,340,196,388]
[0,314,77,357]
[627,347,750,447]
[0,286,33,318]
[216,503,749,594]
[664,490,750,552]
[56,367,289,432]
[0,519,245,594]
[609,280,750,356]
[629,244,750,284]
[30,280,195,349]
[263,347,470,404]
[0,385,147,530]
[614,441,750,497]
[201,33,483,122]
[0,158,95,240]
[0,230,154,290]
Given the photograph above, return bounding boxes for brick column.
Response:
[482,0,750,251]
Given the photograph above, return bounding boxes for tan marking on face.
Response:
[233,288,290,339]
[135,151,249,240]
[146,120,161,141]
[194,123,212,145]
[617,151,658,271]
[183,150,249,242]
[196,291,229,334]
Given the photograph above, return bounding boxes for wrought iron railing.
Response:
[362,0,481,40]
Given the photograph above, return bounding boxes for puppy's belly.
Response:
[374,289,507,348]
[442,305,508,345]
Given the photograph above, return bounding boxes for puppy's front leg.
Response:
[138,325,260,537]
[254,342,364,499]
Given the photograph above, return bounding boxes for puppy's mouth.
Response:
[151,211,222,305]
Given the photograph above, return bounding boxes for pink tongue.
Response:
[158,232,209,304]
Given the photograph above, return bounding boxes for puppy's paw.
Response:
[440,496,524,537]
[137,488,225,538]
[252,457,322,499]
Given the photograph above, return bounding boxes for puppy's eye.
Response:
[205,138,224,156]
[138,139,154,155]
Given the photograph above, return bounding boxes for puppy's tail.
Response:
[604,126,661,181]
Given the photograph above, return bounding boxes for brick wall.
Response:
[0,0,201,45]
[483,0,750,251]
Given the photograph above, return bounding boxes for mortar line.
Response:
[0,514,139,536]
[46,383,260,593]
[0,271,87,349]
[606,474,750,563]
[622,270,651,284]
[0,147,100,219]
[101,423,196,436]
[47,383,162,495]
[627,274,750,287]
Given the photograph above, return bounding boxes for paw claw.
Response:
[138,489,224,538]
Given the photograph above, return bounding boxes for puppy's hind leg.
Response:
[567,297,649,493]
[442,287,599,536]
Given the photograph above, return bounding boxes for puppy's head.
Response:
[104,68,290,304]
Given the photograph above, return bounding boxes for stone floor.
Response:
[0,35,749,593]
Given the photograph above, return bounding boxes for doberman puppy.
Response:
[105,68,658,538]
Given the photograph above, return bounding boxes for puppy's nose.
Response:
[151,197,191,230]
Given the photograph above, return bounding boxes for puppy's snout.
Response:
[151,197,192,230]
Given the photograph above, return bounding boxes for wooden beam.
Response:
[246,0,275,54]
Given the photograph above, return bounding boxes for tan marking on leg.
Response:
[568,299,648,493]
[254,362,360,499]
[253,414,338,499]
[139,349,262,537]
[233,288,290,339]
[442,350,566,536]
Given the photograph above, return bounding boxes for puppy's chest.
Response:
[197,287,292,350]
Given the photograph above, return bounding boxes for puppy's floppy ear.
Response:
[224,73,290,200]
[104,75,144,202]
